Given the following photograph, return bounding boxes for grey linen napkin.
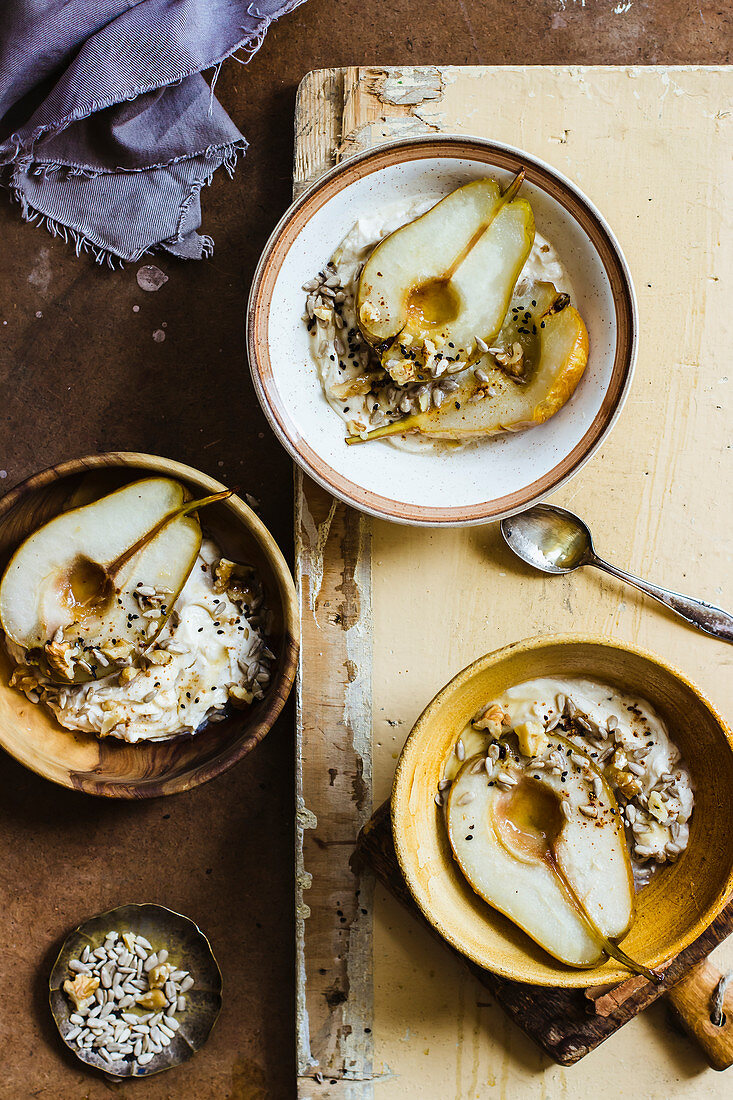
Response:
[0,0,305,264]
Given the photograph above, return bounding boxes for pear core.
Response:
[62,555,115,615]
[405,278,461,328]
[493,778,564,864]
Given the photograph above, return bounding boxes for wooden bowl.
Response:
[0,453,298,798]
[392,635,733,986]
[49,902,222,1077]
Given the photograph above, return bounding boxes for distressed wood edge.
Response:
[294,476,376,1090]
[294,68,376,1095]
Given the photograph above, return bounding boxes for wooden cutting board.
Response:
[294,66,733,1097]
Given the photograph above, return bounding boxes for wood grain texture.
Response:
[294,71,375,1098]
[0,454,298,797]
[667,960,733,1071]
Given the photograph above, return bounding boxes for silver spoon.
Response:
[500,504,733,643]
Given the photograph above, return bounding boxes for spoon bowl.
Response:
[501,504,593,574]
[501,503,733,642]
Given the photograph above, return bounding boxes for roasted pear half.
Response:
[348,283,588,444]
[356,174,534,385]
[446,737,656,976]
[0,478,230,684]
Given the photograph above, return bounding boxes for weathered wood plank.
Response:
[294,68,375,1097]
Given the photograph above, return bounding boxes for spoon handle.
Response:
[591,557,733,643]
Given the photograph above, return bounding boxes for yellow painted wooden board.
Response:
[295,66,733,1097]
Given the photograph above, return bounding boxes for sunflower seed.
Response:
[455,739,465,761]
[579,804,598,818]
[496,771,517,787]
[434,791,443,807]
[438,779,451,791]
[456,791,475,806]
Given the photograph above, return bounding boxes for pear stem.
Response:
[553,852,661,981]
[107,489,232,579]
[501,167,525,203]
[346,413,426,445]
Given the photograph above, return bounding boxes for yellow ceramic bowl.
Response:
[0,453,298,798]
[392,635,733,986]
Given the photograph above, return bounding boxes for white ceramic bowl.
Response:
[248,136,637,526]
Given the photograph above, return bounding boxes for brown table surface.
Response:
[0,2,729,1097]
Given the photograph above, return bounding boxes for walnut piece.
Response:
[331,373,381,400]
[472,703,506,738]
[63,973,100,1010]
[44,636,77,682]
[146,648,172,666]
[494,341,525,379]
[214,558,258,606]
[384,355,416,386]
[515,720,549,759]
[359,301,382,327]
[148,963,173,989]
[605,750,643,798]
[136,988,167,1011]
[229,684,254,708]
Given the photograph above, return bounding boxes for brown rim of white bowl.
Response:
[247,134,638,526]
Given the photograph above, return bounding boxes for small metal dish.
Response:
[49,903,222,1078]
